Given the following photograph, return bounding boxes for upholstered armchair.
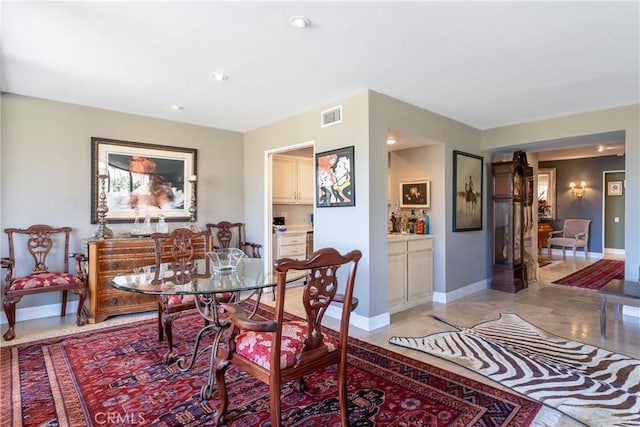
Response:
[2,225,86,341]
[547,219,591,259]
[213,247,362,426]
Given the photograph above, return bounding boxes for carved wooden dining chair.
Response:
[205,221,262,258]
[2,225,87,341]
[213,247,362,426]
[151,228,212,362]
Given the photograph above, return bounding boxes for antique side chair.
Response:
[2,224,87,341]
[213,247,362,426]
[151,228,212,362]
[205,221,262,258]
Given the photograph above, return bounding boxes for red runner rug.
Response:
[552,259,624,290]
[1,306,541,426]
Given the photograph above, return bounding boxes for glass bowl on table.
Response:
[206,248,247,274]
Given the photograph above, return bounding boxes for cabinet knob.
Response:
[109,297,118,305]
[110,262,118,269]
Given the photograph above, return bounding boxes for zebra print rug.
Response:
[389,313,640,427]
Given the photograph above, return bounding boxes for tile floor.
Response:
[2,252,638,426]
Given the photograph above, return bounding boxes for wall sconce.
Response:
[570,181,587,200]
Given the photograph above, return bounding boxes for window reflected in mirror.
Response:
[537,168,556,219]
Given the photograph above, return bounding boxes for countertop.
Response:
[273,225,313,234]
[387,233,433,241]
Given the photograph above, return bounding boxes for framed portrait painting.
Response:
[91,137,197,223]
[453,150,483,232]
[399,179,430,209]
[315,145,355,207]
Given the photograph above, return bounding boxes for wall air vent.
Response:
[321,105,342,128]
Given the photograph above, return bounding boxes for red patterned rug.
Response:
[552,259,625,290]
[1,305,541,426]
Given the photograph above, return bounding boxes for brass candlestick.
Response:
[93,172,113,239]
[188,175,199,231]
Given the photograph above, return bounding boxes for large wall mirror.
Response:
[537,168,556,219]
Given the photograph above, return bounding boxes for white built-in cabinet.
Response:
[388,237,433,314]
[272,154,314,205]
[272,232,308,260]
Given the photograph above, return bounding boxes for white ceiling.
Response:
[2,2,638,151]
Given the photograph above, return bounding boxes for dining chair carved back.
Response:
[2,224,86,341]
[213,247,362,426]
[205,221,262,259]
[151,228,212,362]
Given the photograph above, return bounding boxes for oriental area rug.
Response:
[0,307,542,427]
[390,313,640,427]
[551,259,624,290]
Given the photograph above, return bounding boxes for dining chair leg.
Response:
[269,384,283,427]
[75,290,86,326]
[214,360,231,426]
[61,290,68,316]
[157,304,164,341]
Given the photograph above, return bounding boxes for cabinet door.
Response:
[408,249,432,299]
[273,156,297,204]
[388,252,408,309]
[388,241,407,311]
[297,158,314,204]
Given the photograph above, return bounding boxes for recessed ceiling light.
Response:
[211,72,228,81]
[387,138,397,145]
[288,15,311,29]
[168,105,184,111]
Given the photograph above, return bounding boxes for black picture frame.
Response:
[315,145,355,207]
[91,137,197,223]
[453,150,483,232]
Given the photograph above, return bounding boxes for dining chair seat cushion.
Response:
[234,320,338,370]
[9,272,82,291]
[163,294,196,306]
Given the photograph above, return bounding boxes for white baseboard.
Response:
[544,248,603,259]
[0,301,80,325]
[433,279,490,304]
[326,303,391,332]
[604,248,625,256]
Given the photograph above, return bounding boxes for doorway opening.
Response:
[603,170,625,256]
[264,141,315,271]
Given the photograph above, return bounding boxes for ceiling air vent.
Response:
[321,105,342,128]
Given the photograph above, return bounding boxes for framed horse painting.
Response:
[91,137,197,224]
[453,150,483,232]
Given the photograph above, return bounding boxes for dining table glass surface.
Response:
[110,257,307,295]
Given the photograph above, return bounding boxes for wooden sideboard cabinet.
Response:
[85,238,158,323]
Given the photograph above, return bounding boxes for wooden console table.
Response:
[599,279,640,339]
[537,222,554,253]
[84,237,159,323]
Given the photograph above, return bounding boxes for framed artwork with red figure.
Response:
[91,137,197,223]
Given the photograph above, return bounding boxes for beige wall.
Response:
[481,104,640,279]
[368,91,486,300]
[244,92,377,320]
[1,93,244,310]
[3,92,638,325]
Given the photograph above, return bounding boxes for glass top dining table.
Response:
[110,257,307,296]
[109,256,308,400]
